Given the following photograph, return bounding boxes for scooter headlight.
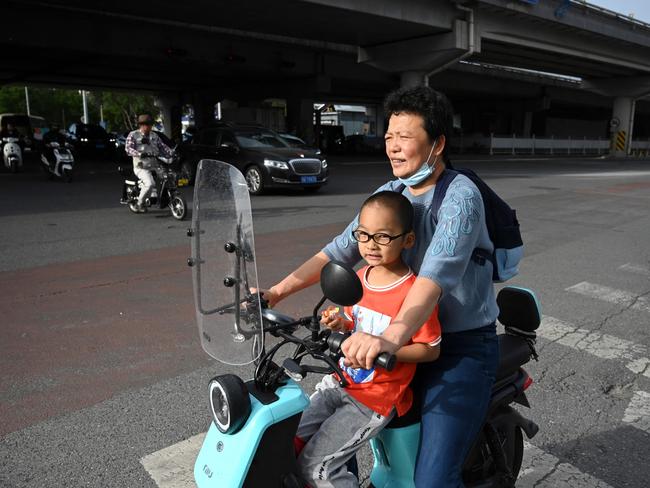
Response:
[208,375,251,434]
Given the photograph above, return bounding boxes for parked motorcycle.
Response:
[2,137,23,173]
[118,154,188,220]
[188,159,542,488]
[40,142,75,182]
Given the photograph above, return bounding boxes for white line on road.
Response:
[539,316,650,378]
[518,442,614,488]
[140,433,205,488]
[622,390,650,434]
[140,435,616,488]
[141,314,650,487]
[566,281,650,313]
[619,262,650,276]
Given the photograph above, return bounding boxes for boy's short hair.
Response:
[361,191,414,232]
[383,86,454,165]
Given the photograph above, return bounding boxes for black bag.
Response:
[430,168,523,282]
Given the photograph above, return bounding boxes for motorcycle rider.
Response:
[42,124,68,174]
[125,114,174,213]
[0,122,20,139]
[1,123,22,150]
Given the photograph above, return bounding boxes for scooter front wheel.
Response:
[63,169,73,183]
[169,194,187,220]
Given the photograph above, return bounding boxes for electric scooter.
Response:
[40,141,75,182]
[2,136,23,172]
[118,153,187,220]
[188,159,542,488]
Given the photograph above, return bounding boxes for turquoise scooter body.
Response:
[194,380,309,487]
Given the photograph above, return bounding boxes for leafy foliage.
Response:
[0,86,159,132]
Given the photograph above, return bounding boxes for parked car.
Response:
[344,134,385,155]
[67,123,113,156]
[182,123,328,194]
[0,113,48,153]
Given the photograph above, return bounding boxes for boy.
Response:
[295,191,441,488]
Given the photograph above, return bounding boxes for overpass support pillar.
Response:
[287,98,315,145]
[190,92,216,129]
[610,97,635,157]
[400,71,427,88]
[155,94,182,142]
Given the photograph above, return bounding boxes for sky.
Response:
[586,1,650,23]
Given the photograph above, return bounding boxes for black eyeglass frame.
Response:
[351,228,410,245]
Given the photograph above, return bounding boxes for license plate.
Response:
[96,143,105,149]
[300,176,317,184]
[177,178,189,187]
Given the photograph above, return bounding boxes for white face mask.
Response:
[398,140,438,187]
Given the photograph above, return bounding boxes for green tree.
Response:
[0,85,159,132]
[91,91,158,132]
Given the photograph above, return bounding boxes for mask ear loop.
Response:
[426,138,438,171]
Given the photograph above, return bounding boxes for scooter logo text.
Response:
[203,464,213,478]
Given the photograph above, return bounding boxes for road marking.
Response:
[141,434,615,488]
[622,390,650,434]
[619,262,650,276]
[539,316,650,378]
[141,315,650,487]
[140,433,204,488]
[566,282,650,313]
[518,441,614,488]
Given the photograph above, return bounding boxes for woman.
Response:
[262,86,499,487]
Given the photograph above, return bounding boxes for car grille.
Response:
[289,159,321,175]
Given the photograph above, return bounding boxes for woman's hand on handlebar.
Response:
[341,331,400,370]
[251,287,282,308]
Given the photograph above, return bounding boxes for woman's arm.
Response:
[263,251,330,307]
[341,277,442,369]
[395,342,440,363]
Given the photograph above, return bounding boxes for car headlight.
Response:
[321,159,328,169]
[208,375,251,434]
[80,137,88,142]
[263,159,289,170]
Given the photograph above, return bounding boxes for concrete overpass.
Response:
[4,0,650,154]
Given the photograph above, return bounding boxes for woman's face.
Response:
[385,112,434,180]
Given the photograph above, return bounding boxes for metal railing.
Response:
[452,134,650,156]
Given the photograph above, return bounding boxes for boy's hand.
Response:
[320,306,347,332]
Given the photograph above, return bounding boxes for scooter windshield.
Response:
[190,160,264,366]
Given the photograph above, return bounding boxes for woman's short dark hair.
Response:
[361,191,414,232]
[383,86,454,164]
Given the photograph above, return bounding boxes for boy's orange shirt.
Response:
[339,266,441,417]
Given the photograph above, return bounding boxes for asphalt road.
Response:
[1,153,649,487]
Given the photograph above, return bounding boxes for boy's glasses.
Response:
[352,229,408,245]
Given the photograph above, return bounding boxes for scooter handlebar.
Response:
[326,332,397,372]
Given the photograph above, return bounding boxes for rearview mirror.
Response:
[320,261,362,306]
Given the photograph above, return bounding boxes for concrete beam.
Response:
[476,7,650,76]
[582,77,650,98]
[358,19,470,73]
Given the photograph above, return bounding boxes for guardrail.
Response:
[452,134,650,156]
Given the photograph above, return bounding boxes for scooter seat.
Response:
[495,334,532,382]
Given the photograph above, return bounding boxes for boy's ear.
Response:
[404,230,416,249]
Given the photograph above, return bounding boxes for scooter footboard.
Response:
[369,423,420,488]
[194,380,309,488]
